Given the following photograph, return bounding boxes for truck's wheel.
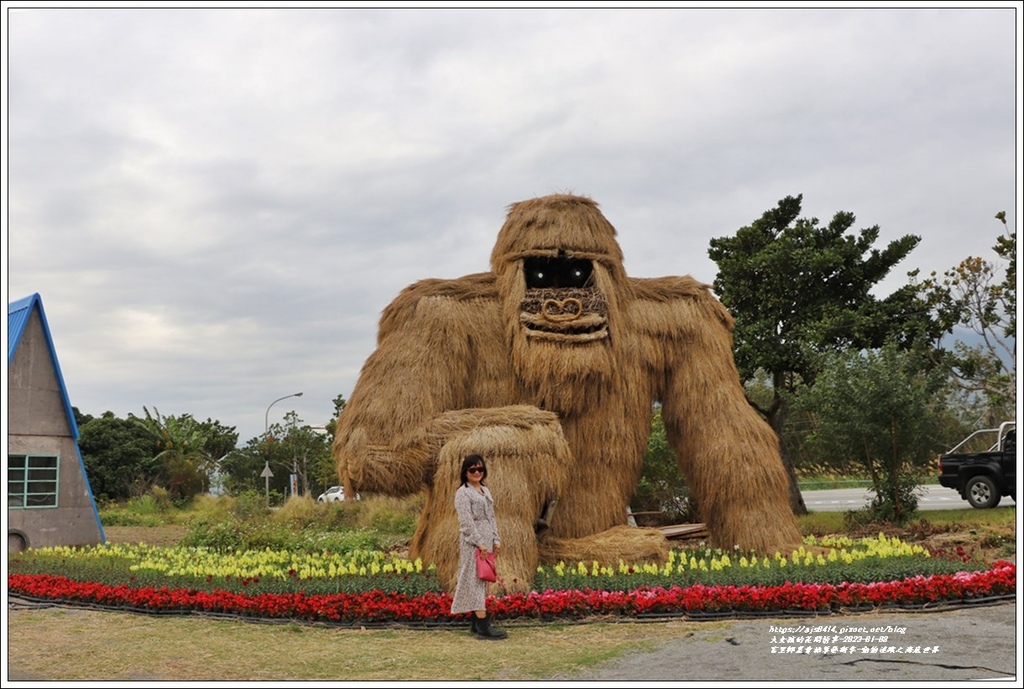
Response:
[965,476,1001,509]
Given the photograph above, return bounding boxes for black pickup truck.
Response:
[937,421,1016,509]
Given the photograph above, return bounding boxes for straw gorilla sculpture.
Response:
[333,194,801,593]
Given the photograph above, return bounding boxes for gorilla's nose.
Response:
[540,298,584,322]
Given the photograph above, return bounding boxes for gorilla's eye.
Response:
[525,258,555,288]
[524,257,593,289]
[566,260,592,288]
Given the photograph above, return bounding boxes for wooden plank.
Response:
[659,523,708,539]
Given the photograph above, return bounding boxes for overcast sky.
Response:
[4,4,1020,445]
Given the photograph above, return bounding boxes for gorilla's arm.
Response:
[333,274,562,497]
[333,276,482,495]
[629,276,802,553]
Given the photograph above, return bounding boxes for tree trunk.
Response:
[769,384,808,516]
[779,442,808,516]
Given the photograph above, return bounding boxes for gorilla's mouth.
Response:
[519,287,609,342]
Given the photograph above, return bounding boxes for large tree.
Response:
[268,410,332,498]
[919,212,1016,425]
[708,194,941,514]
[77,411,160,501]
[791,342,950,524]
[224,400,338,500]
[129,407,217,501]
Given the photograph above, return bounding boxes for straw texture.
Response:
[333,193,801,593]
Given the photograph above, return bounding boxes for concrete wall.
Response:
[8,309,104,550]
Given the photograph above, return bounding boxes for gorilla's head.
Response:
[490,194,630,412]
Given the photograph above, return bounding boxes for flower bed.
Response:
[7,534,1015,626]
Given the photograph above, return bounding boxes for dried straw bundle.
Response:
[537,525,670,567]
[334,193,801,593]
[411,414,572,593]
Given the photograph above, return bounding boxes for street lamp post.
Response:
[265,392,304,435]
[264,392,303,498]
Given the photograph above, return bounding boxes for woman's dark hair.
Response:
[460,454,487,486]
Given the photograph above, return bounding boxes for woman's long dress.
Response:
[450,484,501,614]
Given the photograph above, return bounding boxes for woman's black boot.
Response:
[474,613,507,640]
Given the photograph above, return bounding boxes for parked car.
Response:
[937,421,1016,509]
[317,485,360,502]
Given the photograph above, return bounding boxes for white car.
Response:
[317,485,359,502]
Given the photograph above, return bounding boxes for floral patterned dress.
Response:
[450,483,501,614]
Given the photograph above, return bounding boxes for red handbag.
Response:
[475,549,497,582]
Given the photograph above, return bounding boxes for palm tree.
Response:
[131,407,212,500]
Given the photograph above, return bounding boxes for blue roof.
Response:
[8,292,80,439]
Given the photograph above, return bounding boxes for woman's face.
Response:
[466,463,485,486]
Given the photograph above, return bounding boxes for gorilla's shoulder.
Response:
[626,276,734,329]
[628,275,712,301]
[379,273,499,336]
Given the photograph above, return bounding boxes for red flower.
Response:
[8,562,1015,624]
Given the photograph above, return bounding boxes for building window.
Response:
[8,455,59,508]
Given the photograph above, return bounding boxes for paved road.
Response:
[550,600,1019,683]
[803,484,1017,512]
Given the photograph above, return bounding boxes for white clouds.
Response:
[5,6,1019,442]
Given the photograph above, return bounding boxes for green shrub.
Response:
[97,507,163,527]
[352,495,422,534]
[300,529,383,553]
[230,490,274,521]
[178,517,249,551]
[272,495,326,529]
[317,501,364,530]
[147,486,174,512]
[179,515,297,552]
[98,493,167,526]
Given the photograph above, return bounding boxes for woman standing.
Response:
[450,454,507,639]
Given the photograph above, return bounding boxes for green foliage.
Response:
[316,394,348,487]
[232,489,276,520]
[632,406,694,523]
[231,410,334,500]
[792,343,949,525]
[708,194,938,392]
[917,214,1016,425]
[98,506,163,527]
[534,547,981,594]
[77,412,160,501]
[97,487,177,526]
[129,407,216,501]
[365,508,419,537]
[179,516,387,554]
[302,530,384,554]
[707,195,941,513]
[168,494,419,553]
